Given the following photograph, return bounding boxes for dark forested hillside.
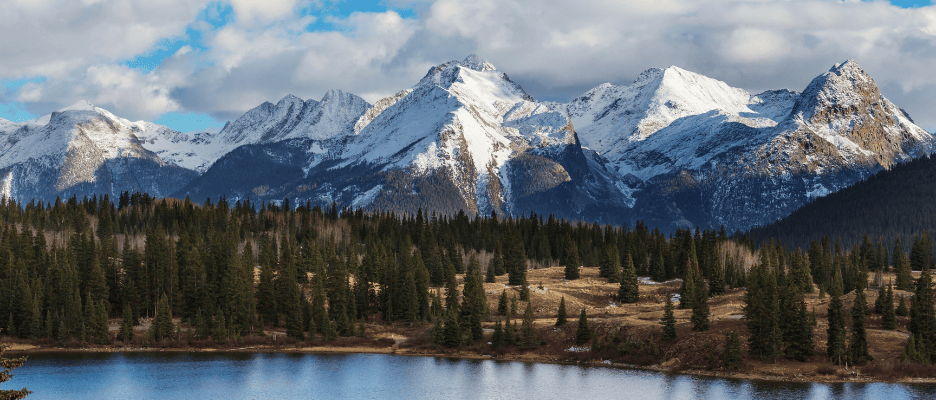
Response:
[748,154,936,251]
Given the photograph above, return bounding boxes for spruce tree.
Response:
[691,286,710,331]
[661,294,677,342]
[556,296,567,327]
[491,320,505,349]
[826,270,847,365]
[485,262,497,283]
[908,269,936,363]
[497,290,508,316]
[0,345,30,400]
[460,255,487,342]
[118,304,135,343]
[744,254,782,361]
[882,283,896,330]
[520,302,538,349]
[600,245,620,283]
[894,238,913,291]
[650,247,666,283]
[150,293,173,342]
[874,282,887,314]
[574,308,591,345]
[723,330,742,370]
[618,253,639,304]
[708,254,726,297]
[897,295,909,317]
[564,237,580,280]
[848,288,873,365]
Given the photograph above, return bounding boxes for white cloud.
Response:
[2,0,936,130]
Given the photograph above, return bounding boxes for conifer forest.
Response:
[1,192,936,378]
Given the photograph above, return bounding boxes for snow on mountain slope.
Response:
[0,101,198,201]
[340,55,581,215]
[216,90,370,147]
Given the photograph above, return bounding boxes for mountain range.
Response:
[0,55,932,233]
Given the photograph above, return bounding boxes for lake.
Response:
[8,352,936,399]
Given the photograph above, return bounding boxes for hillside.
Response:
[748,154,936,250]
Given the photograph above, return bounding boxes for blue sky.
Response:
[2,0,935,132]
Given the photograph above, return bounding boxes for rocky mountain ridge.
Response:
[0,56,931,233]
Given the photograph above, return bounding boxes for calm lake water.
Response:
[8,352,936,399]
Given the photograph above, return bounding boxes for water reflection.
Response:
[9,352,936,399]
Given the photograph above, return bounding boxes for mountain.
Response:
[747,154,936,251]
[176,55,633,223]
[555,60,935,231]
[1,57,930,233]
[0,101,198,201]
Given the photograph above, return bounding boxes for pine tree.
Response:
[556,296,567,327]
[485,262,497,283]
[897,295,909,317]
[520,302,538,349]
[908,269,936,363]
[491,320,505,349]
[882,283,896,330]
[563,236,580,280]
[600,245,620,283]
[497,290,508,316]
[826,270,847,365]
[661,294,677,342]
[460,254,487,342]
[0,345,30,400]
[650,247,666,283]
[894,237,913,291]
[618,253,639,304]
[874,282,887,314]
[691,287,710,331]
[150,293,173,342]
[708,253,726,297]
[442,308,461,348]
[848,288,873,365]
[744,254,782,361]
[723,330,742,370]
[574,308,591,345]
[117,304,135,343]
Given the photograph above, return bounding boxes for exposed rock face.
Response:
[2,58,930,233]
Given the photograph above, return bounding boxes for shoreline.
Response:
[9,343,934,385]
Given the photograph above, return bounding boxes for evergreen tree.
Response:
[744,253,782,361]
[441,308,461,348]
[497,290,508,316]
[491,320,505,349]
[661,294,677,342]
[574,308,591,345]
[599,245,620,283]
[460,255,487,342]
[519,302,538,349]
[897,295,909,317]
[708,253,726,297]
[650,247,666,283]
[555,296,567,327]
[149,293,173,342]
[723,330,742,370]
[485,262,497,283]
[618,253,639,304]
[691,286,710,331]
[908,270,936,363]
[894,238,913,291]
[826,270,847,365]
[874,282,887,314]
[0,345,30,400]
[117,304,135,342]
[563,236,580,280]
[848,288,873,365]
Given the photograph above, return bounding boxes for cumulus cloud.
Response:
[2,0,936,129]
